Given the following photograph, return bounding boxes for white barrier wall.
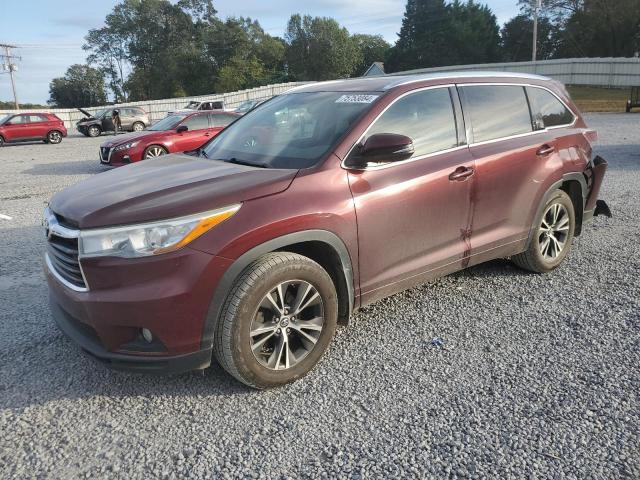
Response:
[0,81,311,130]
[389,57,640,87]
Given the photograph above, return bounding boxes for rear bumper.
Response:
[52,300,212,374]
[583,155,611,221]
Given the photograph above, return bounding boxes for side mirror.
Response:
[348,133,414,168]
[176,125,188,133]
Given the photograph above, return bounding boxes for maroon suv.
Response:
[45,72,610,388]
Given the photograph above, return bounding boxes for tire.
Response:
[143,145,168,159]
[512,189,575,273]
[88,125,101,137]
[213,252,338,389]
[132,122,145,132]
[47,130,63,144]
[0,136,4,147]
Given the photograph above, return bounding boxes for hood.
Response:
[100,130,159,148]
[49,154,297,229]
[78,107,93,118]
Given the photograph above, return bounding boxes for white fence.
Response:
[0,81,310,130]
[391,57,640,88]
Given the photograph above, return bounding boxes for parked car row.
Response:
[44,72,610,389]
[0,99,262,147]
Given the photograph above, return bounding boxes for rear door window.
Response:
[526,87,575,129]
[210,114,237,128]
[461,85,532,143]
[364,87,459,158]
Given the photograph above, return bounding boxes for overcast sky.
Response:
[0,0,520,104]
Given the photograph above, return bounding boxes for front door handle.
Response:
[536,144,555,156]
[449,166,474,181]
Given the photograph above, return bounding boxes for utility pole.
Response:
[0,44,20,109]
[532,0,542,62]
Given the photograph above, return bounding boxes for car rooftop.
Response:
[286,71,553,93]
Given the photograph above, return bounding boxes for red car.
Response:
[46,72,609,388]
[0,112,67,146]
[98,111,239,166]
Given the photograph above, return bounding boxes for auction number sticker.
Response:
[335,94,379,104]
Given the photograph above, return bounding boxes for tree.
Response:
[285,15,361,80]
[48,64,107,107]
[351,34,391,76]
[446,0,502,65]
[501,14,555,61]
[385,0,453,72]
[84,26,130,102]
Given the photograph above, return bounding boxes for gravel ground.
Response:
[0,116,638,479]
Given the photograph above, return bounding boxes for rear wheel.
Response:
[213,252,338,389]
[143,145,167,159]
[132,122,145,132]
[88,125,101,137]
[47,130,63,144]
[0,135,4,147]
[512,189,575,273]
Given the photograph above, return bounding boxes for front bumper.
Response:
[52,300,212,374]
[46,246,234,374]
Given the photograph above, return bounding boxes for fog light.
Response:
[141,328,153,343]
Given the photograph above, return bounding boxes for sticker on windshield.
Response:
[335,94,379,104]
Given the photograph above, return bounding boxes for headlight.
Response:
[114,141,139,151]
[79,204,241,258]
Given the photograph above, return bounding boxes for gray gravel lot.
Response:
[0,115,639,479]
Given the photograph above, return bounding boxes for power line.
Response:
[0,43,20,109]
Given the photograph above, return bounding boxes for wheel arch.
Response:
[525,172,587,248]
[201,230,355,350]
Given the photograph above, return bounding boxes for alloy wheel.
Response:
[133,122,144,132]
[48,131,62,144]
[144,146,166,158]
[250,280,325,370]
[88,126,100,137]
[538,203,570,260]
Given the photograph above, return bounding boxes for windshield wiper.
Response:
[196,147,209,158]
[225,157,268,168]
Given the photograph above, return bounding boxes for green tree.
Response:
[48,64,107,107]
[501,14,555,61]
[385,0,452,72]
[351,34,391,76]
[285,14,361,80]
[446,1,501,65]
[84,26,129,102]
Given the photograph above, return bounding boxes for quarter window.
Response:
[462,85,532,143]
[364,87,458,158]
[526,87,574,129]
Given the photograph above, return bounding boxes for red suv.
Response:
[45,73,610,388]
[0,112,67,146]
[99,111,239,166]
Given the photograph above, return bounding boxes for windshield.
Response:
[203,91,379,169]
[185,101,200,110]
[236,100,256,113]
[94,109,107,118]
[0,114,10,125]
[148,114,185,131]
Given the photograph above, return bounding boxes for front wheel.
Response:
[143,145,167,159]
[88,125,101,137]
[512,189,575,273]
[132,122,145,132]
[213,252,338,389]
[47,130,63,144]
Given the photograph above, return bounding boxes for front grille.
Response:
[47,234,86,289]
[100,147,111,162]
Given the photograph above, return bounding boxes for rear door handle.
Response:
[536,144,555,156]
[449,166,474,181]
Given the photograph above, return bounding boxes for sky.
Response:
[0,0,520,104]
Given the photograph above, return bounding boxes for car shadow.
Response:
[23,160,109,176]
